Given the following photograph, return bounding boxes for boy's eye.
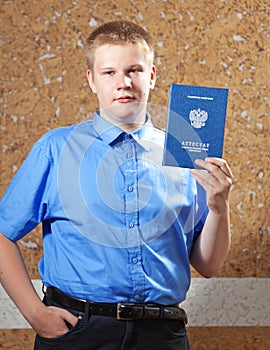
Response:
[129,68,141,74]
[104,71,115,76]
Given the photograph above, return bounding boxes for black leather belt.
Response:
[44,286,187,323]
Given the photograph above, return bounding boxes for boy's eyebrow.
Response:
[128,63,144,68]
[99,63,145,71]
[99,66,116,71]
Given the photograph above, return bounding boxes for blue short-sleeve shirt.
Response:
[0,112,208,304]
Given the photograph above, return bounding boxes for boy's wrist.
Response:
[24,299,48,328]
[208,203,230,217]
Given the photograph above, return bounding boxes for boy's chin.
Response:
[103,103,147,120]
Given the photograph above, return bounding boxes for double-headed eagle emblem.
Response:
[189,109,208,129]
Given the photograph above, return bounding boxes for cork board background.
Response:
[0,0,269,349]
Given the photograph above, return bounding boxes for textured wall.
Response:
[0,0,269,348]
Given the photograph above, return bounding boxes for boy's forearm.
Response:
[190,208,231,278]
[0,233,46,325]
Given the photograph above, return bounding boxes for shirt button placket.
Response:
[123,135,144,301]
[123,136,138,243]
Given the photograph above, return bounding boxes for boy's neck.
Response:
[100,110,147,133]
[117,121,145,133]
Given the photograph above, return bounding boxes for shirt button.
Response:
[127,152,132,158]
[129,223,134,228]
[128,186,133,192]
[132,258,138,264]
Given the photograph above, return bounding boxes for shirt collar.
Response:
[92,111,154,151]
[92,111,123,145]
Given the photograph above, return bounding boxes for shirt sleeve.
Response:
[0,141,52,241]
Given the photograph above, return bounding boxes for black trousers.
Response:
[34,297,190,350]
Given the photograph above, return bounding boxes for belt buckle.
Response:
[117,303,144,321]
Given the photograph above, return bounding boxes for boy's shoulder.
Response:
[30,120,95,163]
[38,120,93,145]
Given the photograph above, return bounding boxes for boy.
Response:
[0,21,233,349]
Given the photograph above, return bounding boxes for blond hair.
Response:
[85,20,154,70]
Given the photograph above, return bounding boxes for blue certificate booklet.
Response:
[163,84,229,168]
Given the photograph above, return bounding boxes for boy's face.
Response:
[87,43,156,130]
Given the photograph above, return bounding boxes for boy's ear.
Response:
[150,65,156,90]
[86,69,97,94]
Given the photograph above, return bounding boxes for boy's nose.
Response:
[117,74,132,89]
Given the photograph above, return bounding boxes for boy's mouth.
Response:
[116,95,135,103]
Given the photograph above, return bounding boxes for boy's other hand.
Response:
[190,157,233,215]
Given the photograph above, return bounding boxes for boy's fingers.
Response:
[195,158,233,179]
